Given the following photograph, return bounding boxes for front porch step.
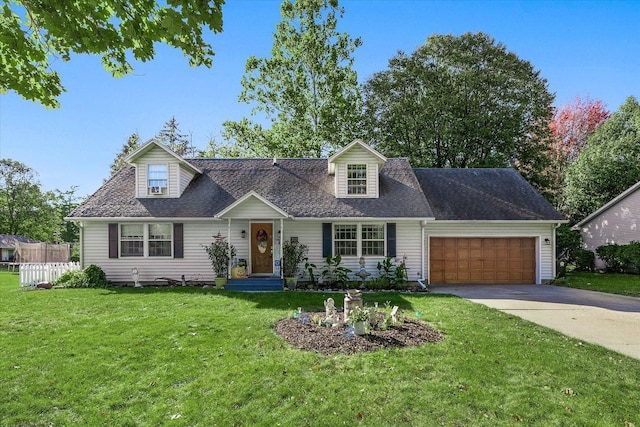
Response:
[225,277,283,291]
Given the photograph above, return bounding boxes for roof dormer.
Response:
[328,140,387,199]
[125,139,201,199]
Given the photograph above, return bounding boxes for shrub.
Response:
[203,233,236,278]
[70,244,80,262]
[617,241,640,273]
[574,249,595,272]
[556,225,582,262]
[54,270,88,288]
[282,240,308,278]
[84,264,108,288]
[595,244,622,272]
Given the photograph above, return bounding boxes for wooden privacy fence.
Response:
[20,262,81,287]
[15,242,71,263]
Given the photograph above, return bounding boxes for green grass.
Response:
[1,270,639,426]
[554,271,640,297]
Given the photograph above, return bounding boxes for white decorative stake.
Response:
[390,306,399,323]
[131,267,142,288]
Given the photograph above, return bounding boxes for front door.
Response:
[251,223,273,274]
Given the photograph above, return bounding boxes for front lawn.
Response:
[554,271,640,297]
[1,271,638,426]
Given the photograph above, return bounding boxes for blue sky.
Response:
[1,0,638,197]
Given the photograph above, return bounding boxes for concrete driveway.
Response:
[430,284,640,360]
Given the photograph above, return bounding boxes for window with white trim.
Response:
[148,224,173,257]
[148,164,168,194]
[361,224,385,256]
[119,223,173,257]
[120,224,144,257]
[334,224,385,257]
[334,225,358,256]
[347,164,367,195]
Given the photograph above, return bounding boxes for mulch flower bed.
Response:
[274,311,444,355]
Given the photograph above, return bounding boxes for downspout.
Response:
[417,220,427,290]
[78,221,84,268]
[227,218,231,279]
[421,220,425,281]
[552,223,560,281]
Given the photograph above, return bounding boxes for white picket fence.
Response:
[19,262,81,287]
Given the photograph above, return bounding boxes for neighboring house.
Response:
[67,139,566,285]
[0,234,39,262]
[573,181,640,269]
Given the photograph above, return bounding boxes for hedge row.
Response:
[590,242,640,273]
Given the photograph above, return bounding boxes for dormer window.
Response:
[347,164,367,195]
[148,164,168,195]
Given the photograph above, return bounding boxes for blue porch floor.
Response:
[225,277,284,291]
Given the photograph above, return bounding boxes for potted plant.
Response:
[282,240,308,290]
[349,306,370,336]
[203,232,236,288]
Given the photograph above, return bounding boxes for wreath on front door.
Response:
[256,228,268,253]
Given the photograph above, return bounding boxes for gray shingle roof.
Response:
[69,158,434,219]
[413,168,565,221]
[0,234,40,248]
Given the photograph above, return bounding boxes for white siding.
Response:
[223,197,287,219]
[135,146,177,198]
[333,144,382,199]
[82,220,230,283]
[81,218,556,285]
[579,190,640,269]
[281,220,423,280]
[179,165,196,195]
[425,222,557,284]
[169,163,180,197]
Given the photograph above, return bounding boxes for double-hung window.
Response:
[347,164,367,195]
[148,164,168,194]
[120,224,144,257]
[334,224,385,257]
[119,223,173,257]
[148,224,173,257]
[361,224,385,256]
[334,225,358,256]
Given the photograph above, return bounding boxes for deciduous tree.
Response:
[222,0,363,158]
[52,186,83,243]
[545,96,609,208]
[1,0,224,108]
[550,96,610,163]
[362,32,555,191]
[564,96,640,222]
[0,159,57,241]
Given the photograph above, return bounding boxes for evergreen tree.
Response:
[110,133,140,176]
[156,117,195,157]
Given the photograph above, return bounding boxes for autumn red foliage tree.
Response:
[546,96,610,208]
[550,96,610,163]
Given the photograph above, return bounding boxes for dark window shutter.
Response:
[108,223,118,259]
[322,223,332,258]
[387,223,396,257]
[173,223,184,258]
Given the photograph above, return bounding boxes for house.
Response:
[67,139,565,286]
[573,181,640,269]
[0,234,39,262]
